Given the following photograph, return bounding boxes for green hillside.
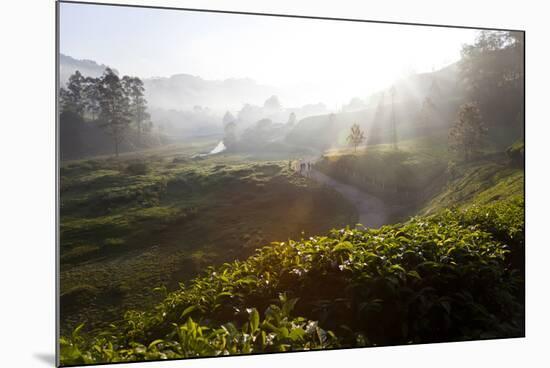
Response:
[60,149,356,335]
[315,138,447,205]
[422,157,524,214]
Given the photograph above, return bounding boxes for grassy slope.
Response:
[315,135,450,223]
[422,157,524,214]
[317,149,444,192]
[60,147,357,334]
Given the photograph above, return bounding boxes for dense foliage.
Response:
[60,197,524,365]
[448,102,487,161]
[460,31,524,148]
[60,69,156,159]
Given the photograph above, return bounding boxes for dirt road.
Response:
[306,169,392,228]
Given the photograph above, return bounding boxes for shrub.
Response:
[506,140,524,167]
[457,196,524,272]
[60,199,524,365]
[125,162,150,176]
[60,294,336,365]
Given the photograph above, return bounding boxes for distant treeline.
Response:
[59,68,163,160]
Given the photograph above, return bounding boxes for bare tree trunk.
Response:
[137,109,143,147]
[113,124,121,158]
[137,120,142,147]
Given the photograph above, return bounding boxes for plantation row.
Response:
[60,196,524,365]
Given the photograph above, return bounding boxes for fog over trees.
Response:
[59,68,155,158]
[59,30,523,161]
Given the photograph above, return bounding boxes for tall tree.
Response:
[287,112,296,126]
[223,111,236,125]
[223,121,237,150]
[123,76,150,146]
[461,31,523,97]
[97,68,131,157]
[60,70,85,115]
[449,102,487,161]
[264,95,282,110]
[418,96,437,131]
[347,123,366,153]
[460,31,523,146]
[82,76,101,121]
[368,92,385,145]
[428,77,442,101]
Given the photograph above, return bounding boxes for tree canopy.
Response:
[449,102,487,161]
[59,68,153,158]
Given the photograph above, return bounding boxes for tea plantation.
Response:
[60,194,524,365]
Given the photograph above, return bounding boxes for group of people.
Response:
[289,159,314,175]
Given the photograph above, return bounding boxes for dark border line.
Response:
[55,1,61,367]
[55,1,527,367]
[58,0,525,33]
[522,27,527,337]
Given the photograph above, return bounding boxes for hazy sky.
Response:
[59,2,479,107]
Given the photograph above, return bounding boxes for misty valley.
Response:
[58,27,524,365]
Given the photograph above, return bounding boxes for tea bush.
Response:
[455,196,524,272]
[60,198,524,365]
[60,294,336,365]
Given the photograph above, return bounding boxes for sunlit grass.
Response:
[59,151,357,335]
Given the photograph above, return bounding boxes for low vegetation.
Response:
[60,150,356,335]
[60,196,524,365]
[423,155,524,214]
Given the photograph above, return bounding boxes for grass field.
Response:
[60,144,357,334]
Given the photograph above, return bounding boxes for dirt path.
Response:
[305,168,392,228]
